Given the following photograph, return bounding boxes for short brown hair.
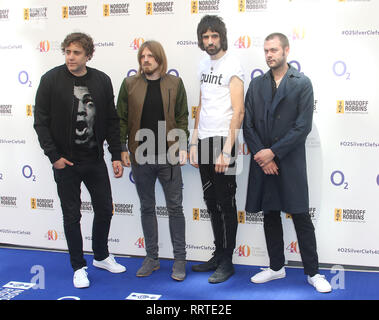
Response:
[61,32,95,60]
[137,40,167,77]
[265,33,289,50]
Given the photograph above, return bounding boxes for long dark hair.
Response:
[197,15,228,51]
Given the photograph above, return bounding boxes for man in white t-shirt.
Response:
[189,15,245,283]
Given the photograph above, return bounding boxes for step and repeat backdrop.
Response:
[0,0,378,270]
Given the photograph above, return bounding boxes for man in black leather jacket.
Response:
[34,32,126,288]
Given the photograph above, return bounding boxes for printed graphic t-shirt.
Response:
[198,52,244,139]
[71,74,98,163]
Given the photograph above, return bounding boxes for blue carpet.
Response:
[0,247,378,300]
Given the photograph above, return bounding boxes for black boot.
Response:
[208,257,235,284]
[191,254,220,272]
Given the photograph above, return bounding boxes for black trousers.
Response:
[53,159,113,271]
[264,210,319,276]
[198,137,238,261]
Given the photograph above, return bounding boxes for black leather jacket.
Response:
[34,64,121,164]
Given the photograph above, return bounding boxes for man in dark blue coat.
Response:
[243,33,331,293]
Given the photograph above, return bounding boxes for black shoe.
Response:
[191,256,219,272]
[208,260,235,284]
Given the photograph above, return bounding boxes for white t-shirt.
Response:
[198,52,244,139]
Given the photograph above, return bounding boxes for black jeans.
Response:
[131,161,186,261]
[198,137,238,261]
[53,159,113,271]
[263,210,319,276]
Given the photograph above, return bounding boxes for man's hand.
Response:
[121,151,131,167]
[215,153,230,173]
[189,145,199,168]
[254,149,275,167]
[262,160,279,175]
[112,160,123,178]
[53,157,74,169]
[179,150,187,166]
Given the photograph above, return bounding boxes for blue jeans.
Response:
[53,159,113,271]
[131,162,186,260]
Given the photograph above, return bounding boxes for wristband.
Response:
[222,151,231,158]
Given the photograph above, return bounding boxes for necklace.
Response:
[210,60,219,72]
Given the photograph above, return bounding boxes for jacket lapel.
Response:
[261,72,273,105]
[270,66,299,114]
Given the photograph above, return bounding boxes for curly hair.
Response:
[197,15,228,51]
[61,32,95,60]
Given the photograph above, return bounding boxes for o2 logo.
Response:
[333,61,350,80]
[289,60,301,72]
[127,69,137,77]
[22,165,36,182]
[167,69,179,77]
[18,71,32,87]
[250,60,301,79]
[376,174,379,186]
[250,68,264,79]
[330,170,348,190]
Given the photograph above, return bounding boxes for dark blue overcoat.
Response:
[243,66,314,214]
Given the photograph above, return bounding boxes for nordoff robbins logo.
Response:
[238,211,263,224]
[103,3,130,16]
[24,7,47,20]
[193,208,210,221]
[0,196,17,207]
[191,0,220,14]
[0,105,12,116]
[146,1,174,15]
[62,5,88,18]
[337,100,369,114]
[334,208,366,223]
[31,198,54,210]
[238,0,268,12]
[0,9,9,20]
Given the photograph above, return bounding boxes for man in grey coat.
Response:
[243,33,331,293]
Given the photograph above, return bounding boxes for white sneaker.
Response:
[250,267,286,283]
[93,254,126,273]
[308,274,332,293]
[73,267,90,288]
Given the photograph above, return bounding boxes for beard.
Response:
[266,53,286,70]
[142,64,159,76]
[205,45,222,56]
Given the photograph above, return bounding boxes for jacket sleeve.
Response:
[270,77,314,160]
[243,80,265,155]
[174,78,189,151]
[33,74,61,164]
[116,79,129,152]
[104,75,122,161]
